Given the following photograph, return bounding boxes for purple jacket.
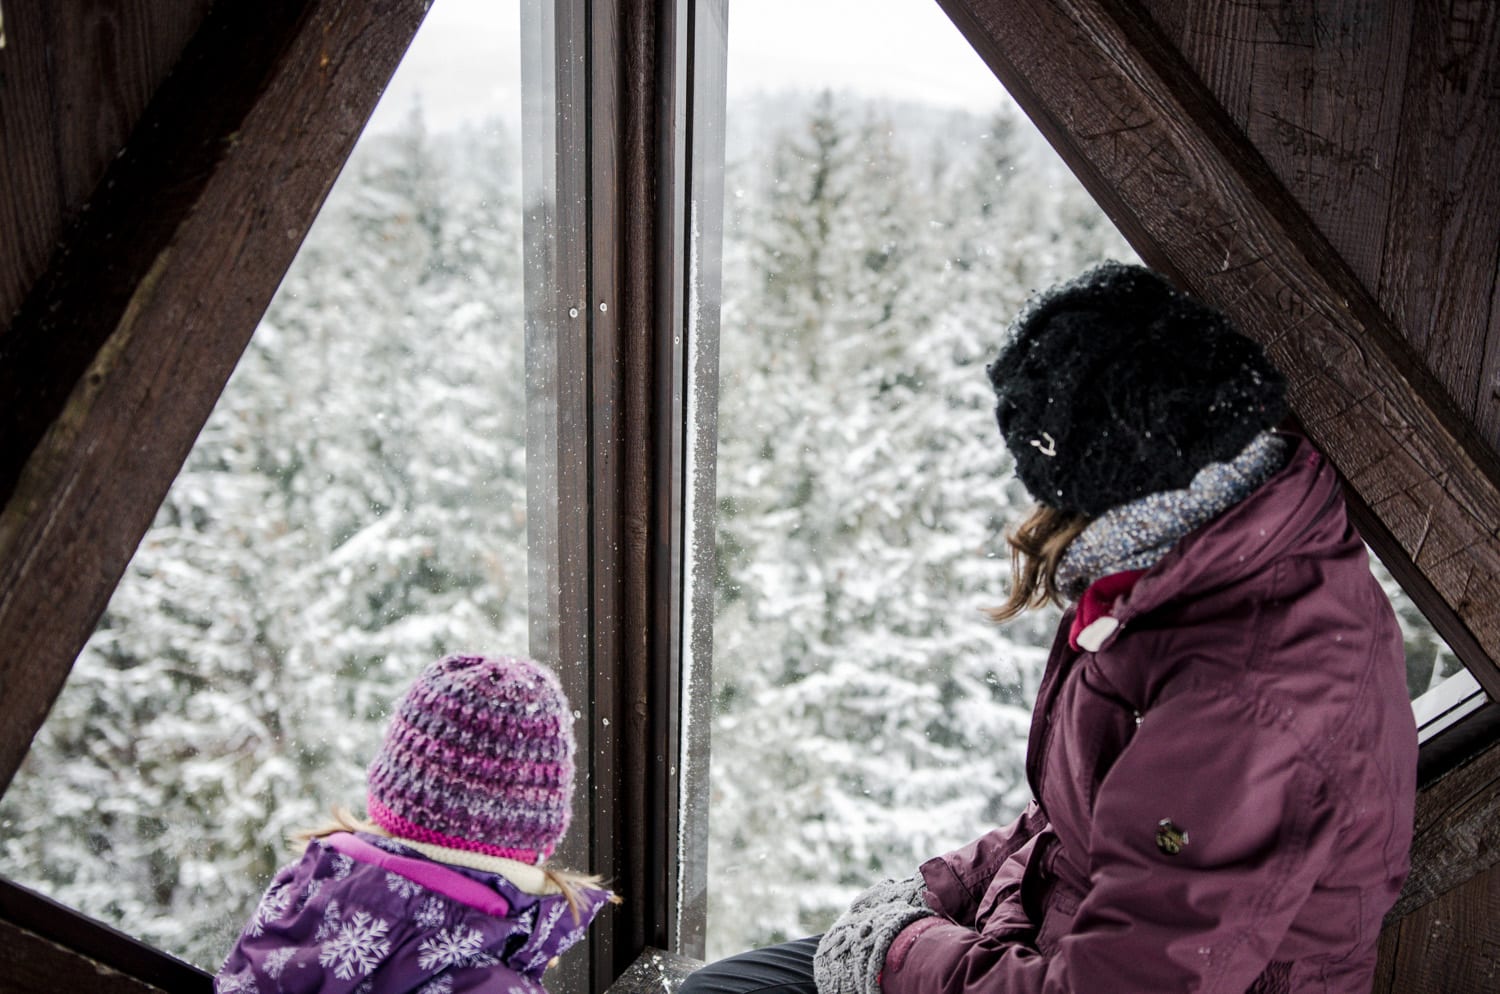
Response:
[884,436,1417,994]
[215,832,610,994]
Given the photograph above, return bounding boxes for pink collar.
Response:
[1068,569,1146,651]
[325,832,512,918]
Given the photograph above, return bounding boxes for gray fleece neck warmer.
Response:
[1055,431,1290,600]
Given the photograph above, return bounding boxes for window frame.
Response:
[3,0,1499,990]
[520,1,726,986]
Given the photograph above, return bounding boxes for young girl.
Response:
[215,653,615,994]
[683,263,1417,994]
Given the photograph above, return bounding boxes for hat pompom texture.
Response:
[367,654,575,863]
[988,262,1288,517]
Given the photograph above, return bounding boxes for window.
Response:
[705,0,1138,957]
[0,1,528,969]
[699,0,1479,959]
[2,2,1490,989]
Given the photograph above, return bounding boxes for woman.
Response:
[684,263,1417,994]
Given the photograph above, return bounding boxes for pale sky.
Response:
[367,0,1012,135]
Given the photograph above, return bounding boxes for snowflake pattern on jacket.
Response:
[215,834,610,994]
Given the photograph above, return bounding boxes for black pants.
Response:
[680,936,820,994]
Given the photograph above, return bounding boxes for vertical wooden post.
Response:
[524,1,725,986]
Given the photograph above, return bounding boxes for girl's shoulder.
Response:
[219,836,545,993]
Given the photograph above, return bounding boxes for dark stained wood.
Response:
[1485,272,1500,446]
[0,3,65,329]
[0,877,210,993]
[1380,0,1500,452]
[620,0,668,981]
[1342,480,1500,742]
[0,0,432,797]
[644,0,689,977]
[1145,0,1500,460]
[1376,861,1500,994]
[1389,736,1500,920]
[603,948,703,994]
[0,922,174,994]
[936,0,1500,697]
[1371,918,1399,994]
[524,3,725,985]
[1141,1,1414,293]
[0,1,210,330]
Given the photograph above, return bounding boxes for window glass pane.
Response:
[708,0,1137,957]
[0,1,526,968]
[705,0,1477,959]
[1368,547,1479,739]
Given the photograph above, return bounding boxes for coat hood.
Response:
[1099,433,1345,643]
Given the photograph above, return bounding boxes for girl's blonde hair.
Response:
[295,806,620,921]
[988,503,1091,623]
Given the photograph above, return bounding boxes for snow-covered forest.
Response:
[0,91,1453,971]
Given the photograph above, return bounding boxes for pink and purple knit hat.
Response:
[367,654,576,863]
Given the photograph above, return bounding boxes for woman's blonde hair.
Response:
[988,503,1091,623]
[295,806,620,921]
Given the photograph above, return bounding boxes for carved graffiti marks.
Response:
[1381,0,1500,440]
[1144,0,1413,290]
[935,0,1500,670]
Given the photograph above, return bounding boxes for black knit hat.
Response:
[988,261,1288,517]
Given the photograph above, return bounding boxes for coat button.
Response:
[1156,819,1189,855]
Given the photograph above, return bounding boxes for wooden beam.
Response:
[0,1,212,329]
[524,2,723,986]
[1389,736,1500,920]
[0,877,211,993]
[1375,859,1500,994]
[935,0,1500,688]
[0,0,430,794]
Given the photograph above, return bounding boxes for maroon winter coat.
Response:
[882,436,1417,994]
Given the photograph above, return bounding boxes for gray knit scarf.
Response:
[1055,432,1291,600]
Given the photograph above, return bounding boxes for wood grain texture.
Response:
[1146,0,1413,292]
[0,0,431,797]
[0,1,209,330]
[1380,0,1500,452]
[936,0,1500,691]
[1378,861,1500,994]
[0,921,174,994]
[1482,260,1500,445]
[1389,736,1500,919]
[0,877,210,994]
[614,0,664,980]
[0,2,63,330]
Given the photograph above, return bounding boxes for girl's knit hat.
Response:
[987,261,1288,517]
[367,654,576,863]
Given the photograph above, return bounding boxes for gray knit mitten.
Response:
[813,877,934,994]
[845,874,928,914]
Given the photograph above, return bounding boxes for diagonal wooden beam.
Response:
[936,0,1500,694]
[0,0,430,796]
[0,877,211,993]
